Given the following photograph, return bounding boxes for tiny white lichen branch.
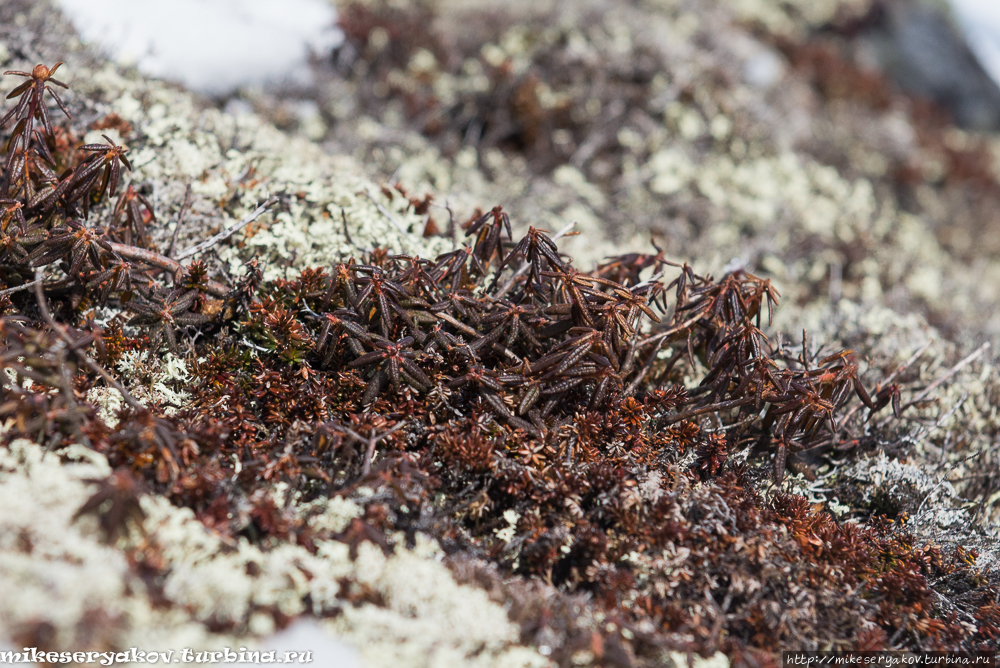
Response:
[166,181,194,259]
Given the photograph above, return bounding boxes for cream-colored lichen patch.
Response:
[66,61,452,284]
[330,537,548,668]
[146,496,352,623]
[116,351,192,413]
[145,497,548,666]
[0,439,231,653]
[87,386,125,427]
[0,435,549,666]
[302,495,363,534]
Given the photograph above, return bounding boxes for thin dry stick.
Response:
[434,311,479,338]
[363,190,413,237]
[333,421,408,475]
[433,311,520,362]
[338,208,374,253]
[0,277,41,297]
[166,181,193,258]
[836,338,933,429]
[442,200,456,247]
[704,413,760,434]
[175,196,278,261]
[617,278,664,380]
[901,341,990,413]
[33,269,144,411]
[625,335,665,396]
[884,339,934,387]
[107,242,229,297]
[662,396,756,426]
[494,220,577,299]
[341,208,354,247]
[636,311,707,349]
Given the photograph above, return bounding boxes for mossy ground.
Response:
[1,0,999,666]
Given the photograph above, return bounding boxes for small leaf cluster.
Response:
[0,63,225,350]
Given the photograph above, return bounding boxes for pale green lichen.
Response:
[0,434,549,666]
[1,0,998,660]
[0,438,233,653]
[116,351,192,413]
[329,538,548,668]
[66,62,454,283]
[146,498,547,667]
[302,496,364,534]
[146,498,352,623]
[86,386,124,427]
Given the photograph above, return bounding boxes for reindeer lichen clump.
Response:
[0,61,996,661]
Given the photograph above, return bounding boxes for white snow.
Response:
[950,0,1000,87]
[230,620,361,668]
[52,0,1000,97]
[54,0,343,94]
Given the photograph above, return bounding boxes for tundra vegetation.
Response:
[1,0,999,666]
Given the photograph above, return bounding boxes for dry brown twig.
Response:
[106,241,229,297]
[0,277,41,297]
[100,199,277,297]
[362,190,414,238]
[331,421,408,475]
[32,268,144,411]
[662,396,756,426]
[625,335,664,396]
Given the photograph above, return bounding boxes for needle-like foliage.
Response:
[0,56,995,663]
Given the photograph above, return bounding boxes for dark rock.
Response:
[861,0,1000,130]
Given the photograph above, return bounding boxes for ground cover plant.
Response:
[1,43,1000,668]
